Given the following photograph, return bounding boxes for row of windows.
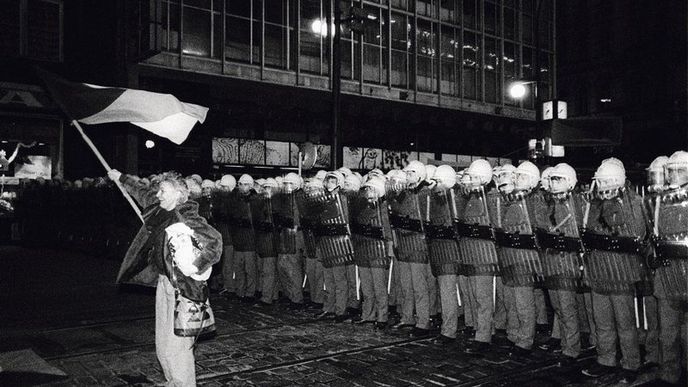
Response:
[158,0,554,106]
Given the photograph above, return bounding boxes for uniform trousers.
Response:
[493,276,507,330]
[305,254,324,304]
[467,275,495,343]
[156,275,196,387]
[655,274,688,384]
[359,266,389,322]
[458,275,474,328]
[323,265,349,316]
[438,274,459,338]
[591,290,640,370]
[221,245,235,293]
[504,284,536,349]
[397,261,433,329]
[277,253,304,303]
[346,264,361,309]
[549,288,580,358]
[233,250,257,298]
[260,256,277,304]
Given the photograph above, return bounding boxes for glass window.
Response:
[440,0,456,23]
[504,7,517,41]
[391,12,410,87]
[463,0,479,30]
[227,0,250,17]
[503,41,520,105]
[391,0,411,12]
[522,13,533,44]
[299,0,325,75]
[416,20,436,93]
[183,5,211,57]
[264,0,291,69]
[484,1,500,36]
[162,1,180,52]
[362,6,385,84]
[416,0,436,18]
[462,31,480,100]
[225,14,251,62]
[484,37,499,103]
[521,46,534,107]
[440,27,458,96]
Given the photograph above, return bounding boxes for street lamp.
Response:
[507,80,536,100]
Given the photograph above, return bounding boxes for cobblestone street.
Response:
[0,247,664,386]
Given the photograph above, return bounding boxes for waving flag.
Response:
[35,68,208,145]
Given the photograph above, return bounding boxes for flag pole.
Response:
[71,120,144,222]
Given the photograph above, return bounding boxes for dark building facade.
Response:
[556,0,688,169]
[1,0,557,178]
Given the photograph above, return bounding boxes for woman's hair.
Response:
[159,171,190,204]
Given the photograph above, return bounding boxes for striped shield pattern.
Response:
[350,195,391,269]
[582,190,645,294]
[456,189,499,275]
[426,189,460,277]
[654,190,688,302]
[495,192,543,287]
[389,189,429,263]
[309,190,354,268]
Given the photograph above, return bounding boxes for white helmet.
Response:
[647,155,668,190]
[495,164,516,193]
[594,159,626,198]
[337,167,353,178]
[353,171,364,183]
[466,159,493,187]
[403,160,426,187]
[275,176,284,186]
[324,171,345,192]
[362,177,386,200]
[433,165,457,189]
[514,161,540,191]
[343,174,362,192]
[540,167,554,192]
[387,169,407,193]
[602,157,625,174]
[220,174,236,191]
[214,179,222,189]
[238,174,254,185]
[201,179,215,189]
[185,178,202,199]
[550,163,577,194]
[190,174,203,185]
[666,151,688,188]
[368,168,384,180]
[424,164,437,182]
[283,172,301,188]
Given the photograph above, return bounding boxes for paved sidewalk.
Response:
[0,246,671,386]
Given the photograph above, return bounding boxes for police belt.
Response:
[313,223,349,237]
[455,221,494,240]
[228,217,252,228]
[389,214,424,233]
[654,240,688,260]
[535,228,582,253]
[581,230,643,254]
[425,224,456,240]
[255,221,275,233]
[350,222,385,240]
[494,230,537,249]
[273,214,296,229]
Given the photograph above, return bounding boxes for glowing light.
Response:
[145,140,155,149]
[508,82,528,99]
